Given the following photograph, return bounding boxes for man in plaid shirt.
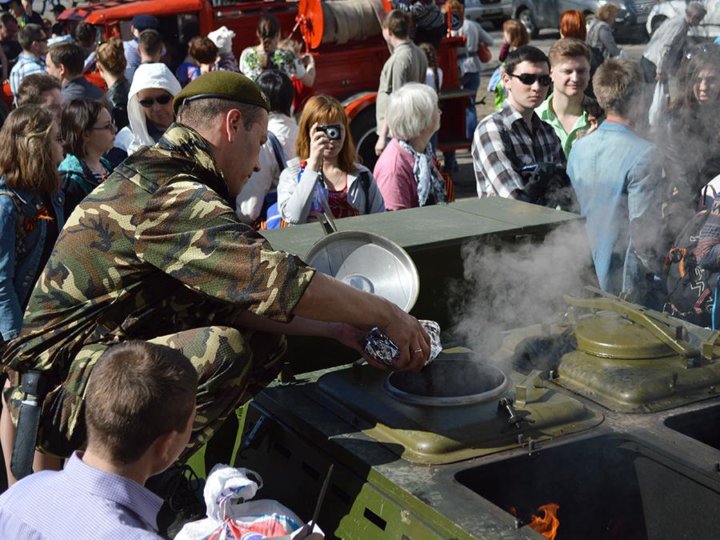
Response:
[472,46,564,199]
[9,23,46,96]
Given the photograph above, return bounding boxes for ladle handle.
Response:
[563,292,698,358]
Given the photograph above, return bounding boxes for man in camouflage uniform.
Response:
[1,72,430,478]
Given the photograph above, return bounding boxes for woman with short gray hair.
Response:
[373,83,450,210]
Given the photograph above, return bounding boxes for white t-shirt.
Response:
[268,112,299,160]
[425,67,444,92]
[235,139,282,224]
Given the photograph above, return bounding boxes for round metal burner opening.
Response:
[385,358,508,407]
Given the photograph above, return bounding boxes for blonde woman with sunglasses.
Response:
[112,63,181,158]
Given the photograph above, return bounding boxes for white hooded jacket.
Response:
[113,63,182,156]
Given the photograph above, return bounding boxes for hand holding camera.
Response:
[308,123,342,171]
[317,123,342,140]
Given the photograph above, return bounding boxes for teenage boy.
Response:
[0,341,198,538]
[568,59,661,298]
[472,45,564,199]
[8,23,46,96]
[46,41,104,101]
[374,9,428,156]
[537,38,594,157]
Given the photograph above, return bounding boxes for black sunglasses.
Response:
[138,94,173,108]
[509,73,552,87]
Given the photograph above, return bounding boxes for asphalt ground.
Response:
[450,26,649,199]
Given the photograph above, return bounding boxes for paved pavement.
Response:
[450,27,649,199]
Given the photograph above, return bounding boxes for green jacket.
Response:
[3,124,315,378]
[58,153,112,217]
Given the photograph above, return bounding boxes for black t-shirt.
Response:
[1,39,22,69]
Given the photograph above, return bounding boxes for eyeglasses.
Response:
[138,94,172,108]
[508,73,552,87]
[90,122,116,131]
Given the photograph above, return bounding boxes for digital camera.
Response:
[317,123,342,141]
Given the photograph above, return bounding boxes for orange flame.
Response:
[529,503,560,540]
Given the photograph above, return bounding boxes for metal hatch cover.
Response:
[555,292,720,413]
[316,348,602,465]
[575,316,675,359]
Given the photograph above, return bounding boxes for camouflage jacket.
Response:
[2,124,315,379]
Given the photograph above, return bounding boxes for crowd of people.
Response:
[471,2,720,326]
[0,5,440,538]
[0,0,718,536]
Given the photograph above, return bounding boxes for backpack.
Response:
[663,208,720,327]
[255,132,287,230]
[518,163,577,212]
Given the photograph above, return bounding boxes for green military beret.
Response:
[173,71,271,114]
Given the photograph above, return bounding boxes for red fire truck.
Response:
[57,0,472,167]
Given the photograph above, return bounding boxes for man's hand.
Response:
[378,306,431,371]
[294,273,430,371]
[655,71,664,81]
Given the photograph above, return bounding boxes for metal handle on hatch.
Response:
[318,196,338,235]
[563,291,698,358]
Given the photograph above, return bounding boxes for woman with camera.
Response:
[277,95,385,225]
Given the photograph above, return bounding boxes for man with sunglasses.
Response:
[1,71,430,489]
[471,45,564,200]
[8,23,46,96]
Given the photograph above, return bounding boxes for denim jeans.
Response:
[462,71,481,139]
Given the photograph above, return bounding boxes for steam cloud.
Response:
[448,220,597,357]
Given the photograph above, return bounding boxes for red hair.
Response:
[560,10,587,41]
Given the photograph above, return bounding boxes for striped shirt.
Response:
[472,102,565,198]
[9,52,46,96]
[0,452,164,539]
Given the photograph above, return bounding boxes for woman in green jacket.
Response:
[58,100,116,217]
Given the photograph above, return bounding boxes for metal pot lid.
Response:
[575,317,674,359]
[305,231,420,312]
[384,352,508,407]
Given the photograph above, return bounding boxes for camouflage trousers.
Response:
[7,305,287,460]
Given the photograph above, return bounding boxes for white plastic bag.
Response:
[174,464,323,540]
[648,81,668,127]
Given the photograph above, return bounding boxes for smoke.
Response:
[447,220,597,357]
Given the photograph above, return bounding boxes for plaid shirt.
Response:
[472,102,565,198]
[9,52,46,96]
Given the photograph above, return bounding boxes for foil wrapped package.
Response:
[363,320,442,368]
